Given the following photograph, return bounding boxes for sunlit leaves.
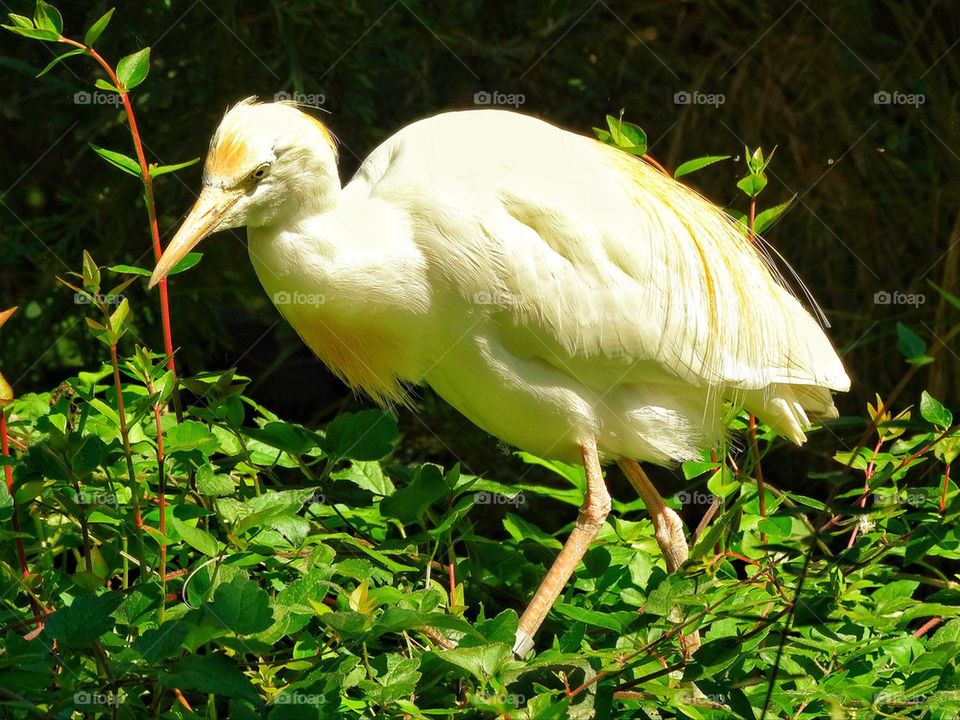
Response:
[593,113,647,155]
[738,145,775,198]
[920,391,952,429]
[116,47,150,90]
[2,5,59,41]
[674,154,730,179]
[83,7,114,47]
[35,48,84,77]
[89,144,141,177]
[206,575,274,634]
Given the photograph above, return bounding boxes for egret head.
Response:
[149,98,338,288]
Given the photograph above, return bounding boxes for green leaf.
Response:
[196,464,234,496]
[6,13,33,29]
[161,653,258,701]
[737,173,767,197]
[90,143,141,177]
[707,465,738,497]
[93,77,122,93]
[554,602,626,632]
[929,280,960,312]
[502,512,561,549]
[165,420,219,456]
[436,642,512,681]
[473,610,518,645]
[167,252,203,276]
[592,127,613,144]
[83,7,114,46]
[367,654,421,705]
[133,620,189,663]
[682,636,744,680]
[920,391,952,428]
[44,592,122,648]
[81,249,101,292]
[149,157,200,177]
[380,463,447,523]
[896,322,933,365]
[682,459,718,480]
[206,576,274,634]
[758,515,793,538]
[2,22,58,41]
[33,1,62,34]
[605,114,646,154]
[169,516,221,557]
[323,409,398,462]
[674,155,730,179]
[108,298,130,338]
[35,48,84,77]
[108,264,152,277]
[116,47,150,90]
[245,421,316,455]
[753,195,796,234]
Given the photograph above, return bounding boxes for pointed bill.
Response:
[148,187,242,289]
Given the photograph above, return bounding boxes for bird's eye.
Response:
[250,163,271,182]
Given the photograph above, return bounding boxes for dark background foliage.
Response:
[2,0,958,490]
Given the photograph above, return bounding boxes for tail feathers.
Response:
[743,383,839,445]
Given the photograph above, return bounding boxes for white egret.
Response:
[149,99,849,658]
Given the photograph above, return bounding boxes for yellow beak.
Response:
[148,187,243,289]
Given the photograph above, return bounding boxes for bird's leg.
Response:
[618,458,700,656]
[513,436,610,659]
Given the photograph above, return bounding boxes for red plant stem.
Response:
[60,37,181,418]
[109,343,148,577]
[941,463,952,513]
[2,410,45,626]
[1,412,30,578]
[642,153,670,176]
[913,616,942,638]
[146,377,167,615]
[447,561,456,607]
[847,436,884,548]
